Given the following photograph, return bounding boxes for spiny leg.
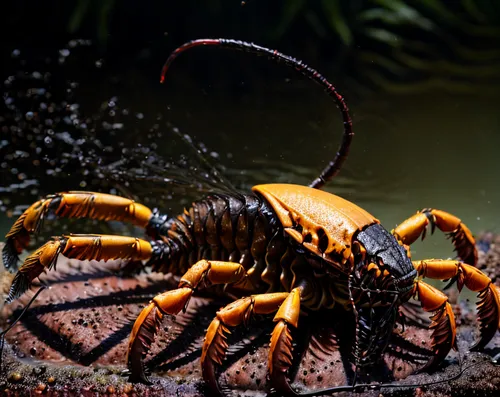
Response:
[3,192,153,271]
[6,234,153,302]
[415,259,500,350]
[269,287,302,396]
[392,209,477,266]
[127,259,256,383]
[200,291,291,396]
[412,281,457,372]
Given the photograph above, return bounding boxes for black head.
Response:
[356,223,416,296]
[349,223,417,369]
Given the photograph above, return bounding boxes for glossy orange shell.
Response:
[252,184,379,270]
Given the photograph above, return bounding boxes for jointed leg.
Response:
[127,259,257,383]
[200,287,301,396]
[269,288,302,395]
[201,291,293,395]
[6,234,153,302]
[412,281,457,372]
[415,259,500,350]
[3,192,153,271]
[392,209,477,265]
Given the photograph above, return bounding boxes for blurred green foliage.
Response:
[2,0,499,95]
[64,0,500,94]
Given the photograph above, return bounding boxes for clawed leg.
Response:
[6,234,153,302]
[3,192,153,272]
[415,259,500,350]
[392,209,477,265]
[127,259,256,384]
[412,281,457,372]
[268,288,302,395]
[200,287,301,396]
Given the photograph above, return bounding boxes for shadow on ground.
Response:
[0,235,499,397]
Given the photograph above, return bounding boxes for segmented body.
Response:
[145,185,411,314]
[3,38,498,396]
[147,192,280,294]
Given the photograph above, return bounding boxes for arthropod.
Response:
[3,39,500,396]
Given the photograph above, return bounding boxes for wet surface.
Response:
[0,239,499,396]
[1,41,500,265]
[1,39,500,397]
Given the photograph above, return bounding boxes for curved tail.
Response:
[160,38,354,190]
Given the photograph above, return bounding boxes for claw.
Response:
[6,239,62,303]
[127,302,160,383]
[448,224,477,266]
[4,198,53,272]
[201,317,230,396]
[7,235,152,303]
[392,209,477,266]
[2,239,22,273]
[414,282,456,373]
[417,302,456,373]
[200,292,290,395]
[3,192,153,273]
[127,288,193,383]
[470,284,500,351]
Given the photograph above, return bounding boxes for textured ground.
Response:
[0,234,499,397]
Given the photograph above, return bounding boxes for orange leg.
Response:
[392,209,477,266]
[200,290,293,395]
[3,192,153,272]
[412,281,457,372]
[127,259,256,384]
[199,287,301,396]
[268,287,301,395]
[6,234,153,303]
[415,259,500,350]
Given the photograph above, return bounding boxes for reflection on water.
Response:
[126,83,500,261]
[1,46,499,263]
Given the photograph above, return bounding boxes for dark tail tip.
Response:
[5,272,30,304]
[2,240,20,273]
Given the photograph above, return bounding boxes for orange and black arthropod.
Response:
[3,39,499,396]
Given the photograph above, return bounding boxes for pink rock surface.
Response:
[0,237,499,396]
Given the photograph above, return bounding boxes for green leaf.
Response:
[321,0,352,45]
[68,0,91,33]
[98,0,115,43]
[363,28,403,48]
[365,0,436,31]
[270,0,307,40]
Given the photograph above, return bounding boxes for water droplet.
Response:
[9,372,23,382]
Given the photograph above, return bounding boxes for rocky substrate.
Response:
[0,234,499,397]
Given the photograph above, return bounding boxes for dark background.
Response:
[2,1,499,92]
